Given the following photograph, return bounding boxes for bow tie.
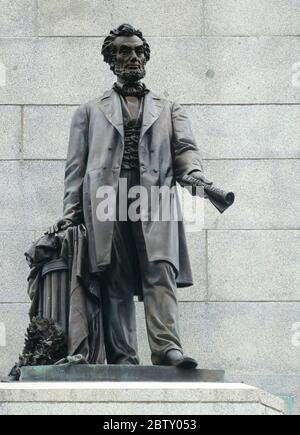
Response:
[113,82,150,98]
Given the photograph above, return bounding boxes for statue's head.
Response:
[101,24,150,84]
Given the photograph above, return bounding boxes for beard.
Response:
[114,63,146,83]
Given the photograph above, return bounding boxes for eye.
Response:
[119,46,131,55]
[136,47,145,56]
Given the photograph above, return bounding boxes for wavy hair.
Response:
[101,24,151,71]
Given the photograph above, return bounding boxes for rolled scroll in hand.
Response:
[180,174,235,214]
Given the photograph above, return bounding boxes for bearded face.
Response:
[112,35,147,83]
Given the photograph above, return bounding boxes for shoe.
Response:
[161,349,198,369]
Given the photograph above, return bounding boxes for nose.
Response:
[129,50,138,63]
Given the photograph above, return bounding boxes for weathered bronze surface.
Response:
[12,24,233,376]
[20,364,225,383]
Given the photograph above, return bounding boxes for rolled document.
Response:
[180,174,235,214]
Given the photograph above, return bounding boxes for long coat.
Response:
[63,88,204,288]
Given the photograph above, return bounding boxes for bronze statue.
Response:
[14,24,235,375]
[47,23,216,369]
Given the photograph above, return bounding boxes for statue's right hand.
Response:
[45,218,73,235]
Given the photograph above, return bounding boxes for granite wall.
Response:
[0,0,299,413]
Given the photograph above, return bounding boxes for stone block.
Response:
[112,0,204,37]
[207,230,300,301]
[0,382,286,415]
[37,0,204,37]
[0,161,65,231]
[23,106,75,159]
[0,0,35,37]
[0,106,22,160]
[186,105,300,159]
[0,37,110,105]
[223,373,300,415]
[0,37,299,104]
[37,0,112,36]
[203,159,300,230]
[0,232,35,303]
[136,302,300,375]
[3,401,285,415]
[197,36,300,105]
[204,0,300,36]
[0,303,29,379]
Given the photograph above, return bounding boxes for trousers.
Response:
[100,169,183,365]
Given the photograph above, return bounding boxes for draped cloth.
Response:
[26,225,105,364]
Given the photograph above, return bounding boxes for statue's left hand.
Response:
[45,218,73,236]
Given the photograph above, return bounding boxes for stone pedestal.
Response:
[0,381,285,415]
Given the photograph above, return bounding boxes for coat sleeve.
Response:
[171,101,204,178]
[63,104,89,225]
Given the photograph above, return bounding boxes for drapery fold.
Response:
[25,225,105,364]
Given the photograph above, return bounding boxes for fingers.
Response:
[190,172,213,186]
[199,175,213,186]
[44,221,61,236]
[61,219,74,231]
[45,226,54,235]
[46,220,73,235]
[60,222,71,231]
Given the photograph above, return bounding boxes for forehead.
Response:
[113,35,144,49]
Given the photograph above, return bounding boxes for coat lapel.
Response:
[98,88,165,144]
[98,89,124,142]
[139,92,165,143]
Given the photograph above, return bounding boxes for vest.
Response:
[119,95,144,170]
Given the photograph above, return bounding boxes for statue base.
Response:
[0,380,285,415]
[20,364,224,383]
